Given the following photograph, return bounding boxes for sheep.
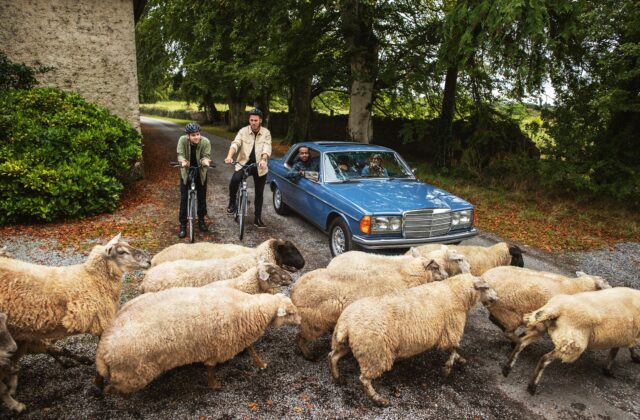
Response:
[329,247,471,277]
[150,238,305,270]
[482,266,610,346]
[0,233,151,410]
[141,238,306,293]
[203,260,293,294]
[94,288,300,394]
[410,242,524,275]
[292,254,448,360]
[0,312,22,413]
[504,287,640,395]
[328,274,498,406]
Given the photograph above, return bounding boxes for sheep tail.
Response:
[332,321,349,350]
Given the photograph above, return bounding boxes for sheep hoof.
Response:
[86,385,104,399]
[9,401,26,413]
[441,367,452,377]
[602,367,615,378]
[258,362,268,370]
[502,364,512,377]
[372,396,390,407]
[527,382,538,395]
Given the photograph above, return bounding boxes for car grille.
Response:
[403,209,451,238]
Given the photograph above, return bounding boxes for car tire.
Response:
[272,184,290,215]
[329,218,353,257]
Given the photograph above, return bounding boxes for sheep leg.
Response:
[296,333,318,361]
[527,349,560,395]
[629,347,640,363]
[247,345,268,370]
[328,346,350,383]
[442,348,466,377]
[359,374,389,406]
[0,380,25,413]
[93,371,105,391]
[206,365,222,391]
[47,346,94,366]
[7,374,17,397]
[503,328,543,377]
[603,348,619,377]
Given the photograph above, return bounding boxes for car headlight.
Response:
[361,216,402,234]
[451,210,473,229]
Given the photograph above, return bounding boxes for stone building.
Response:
[0,0,146,130]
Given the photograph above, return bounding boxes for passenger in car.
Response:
[287,146,319,181]
[336,155,359,179]
[361,153,389,177]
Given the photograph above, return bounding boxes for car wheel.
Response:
[329,218,353,257]
[272,185,290,215]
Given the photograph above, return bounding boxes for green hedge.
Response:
[0,88,142,224]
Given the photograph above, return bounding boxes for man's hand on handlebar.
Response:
[180,159,189,168]
[201,158,212,167]
[224,157,234,164]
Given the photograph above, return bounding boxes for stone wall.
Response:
[0,0,140,130]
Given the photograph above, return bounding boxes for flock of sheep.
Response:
[0,235,638,412]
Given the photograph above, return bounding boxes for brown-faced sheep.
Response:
[410,242,524,275]
[94,288,300,394]
[292,255,448,360]
[482,266,610,345]
[329,247,470,276]
[0,233,151,410]
[0,313,21,413]
[504,287,640,395]
[141,239,305,293]
[150,238,305,270]
[329,274,497,406]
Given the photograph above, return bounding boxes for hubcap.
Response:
[274,188,282,209]
[332,227,345,255]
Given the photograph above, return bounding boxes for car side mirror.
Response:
[304,171,319,182]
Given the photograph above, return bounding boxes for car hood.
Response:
[326,179,472,213]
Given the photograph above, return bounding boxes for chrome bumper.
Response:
[352,228,478,249]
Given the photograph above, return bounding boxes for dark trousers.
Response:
[179,172,207,224]
[229,166,267,218]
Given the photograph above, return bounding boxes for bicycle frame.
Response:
[229,161,256,240]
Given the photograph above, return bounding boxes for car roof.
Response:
[294,141,395,153]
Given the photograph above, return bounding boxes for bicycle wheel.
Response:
[188,192,197,243]
[238,190,247,240]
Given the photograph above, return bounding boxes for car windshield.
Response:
[323,151,413,182]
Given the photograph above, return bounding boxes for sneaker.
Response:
[226,204,236,214]
[254,216,266,228]
[178,225,187,238]
[198,219,208,232]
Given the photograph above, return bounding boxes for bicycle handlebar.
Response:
[169,161,216,169]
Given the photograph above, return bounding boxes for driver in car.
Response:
[287,146,319,181]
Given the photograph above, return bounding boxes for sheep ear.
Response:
[277,307,287,317]
[259,266,270,281]
[409,247,419,257]
[576,271,587,277]
[105,232,122,255]
[447,249,462,261]
[440,244,449,252]
[424,259,440,270]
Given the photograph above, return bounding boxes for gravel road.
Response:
[0,117,638,419]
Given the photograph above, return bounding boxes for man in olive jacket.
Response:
[177,122,212,238]
[224,108,272,228]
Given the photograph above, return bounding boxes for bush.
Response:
[0,88,142,224]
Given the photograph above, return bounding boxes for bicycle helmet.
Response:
[184,122,201,133]
[248,108,263,118]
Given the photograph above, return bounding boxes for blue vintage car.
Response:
[267,141,477,256]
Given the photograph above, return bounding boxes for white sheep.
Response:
[0,233,151,410]
[410,242,524,275]
[329,247,470,276]
[203,260,293,294]
[504,287,640,395]
[150,238,305,270]
[482,266,610,345]
[94,288,300,394]
[141,239,306,293]
[292,254,448,360]
[0,312,21,413]
[329,274,497,406]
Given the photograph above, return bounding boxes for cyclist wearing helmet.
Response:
[177,122,212,238]
[224,108,272,228]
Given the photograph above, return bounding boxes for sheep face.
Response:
[258,263,294,293]
[105,234,152,272]
[576,272,611,290]
[474,278,498,306]
[423,259,448,281]
[508,245,524,267]
[274,240,305,271]
[447,249,471,273]
[0,313,17,367]
[271,296,301,328]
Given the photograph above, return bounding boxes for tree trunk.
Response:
[341,0,378,144]
[438,64,459,167]
[286,76,312,143]
[227,84,249,131]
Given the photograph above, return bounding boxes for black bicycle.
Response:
[227,161,257,240]
[171,162,214,243]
